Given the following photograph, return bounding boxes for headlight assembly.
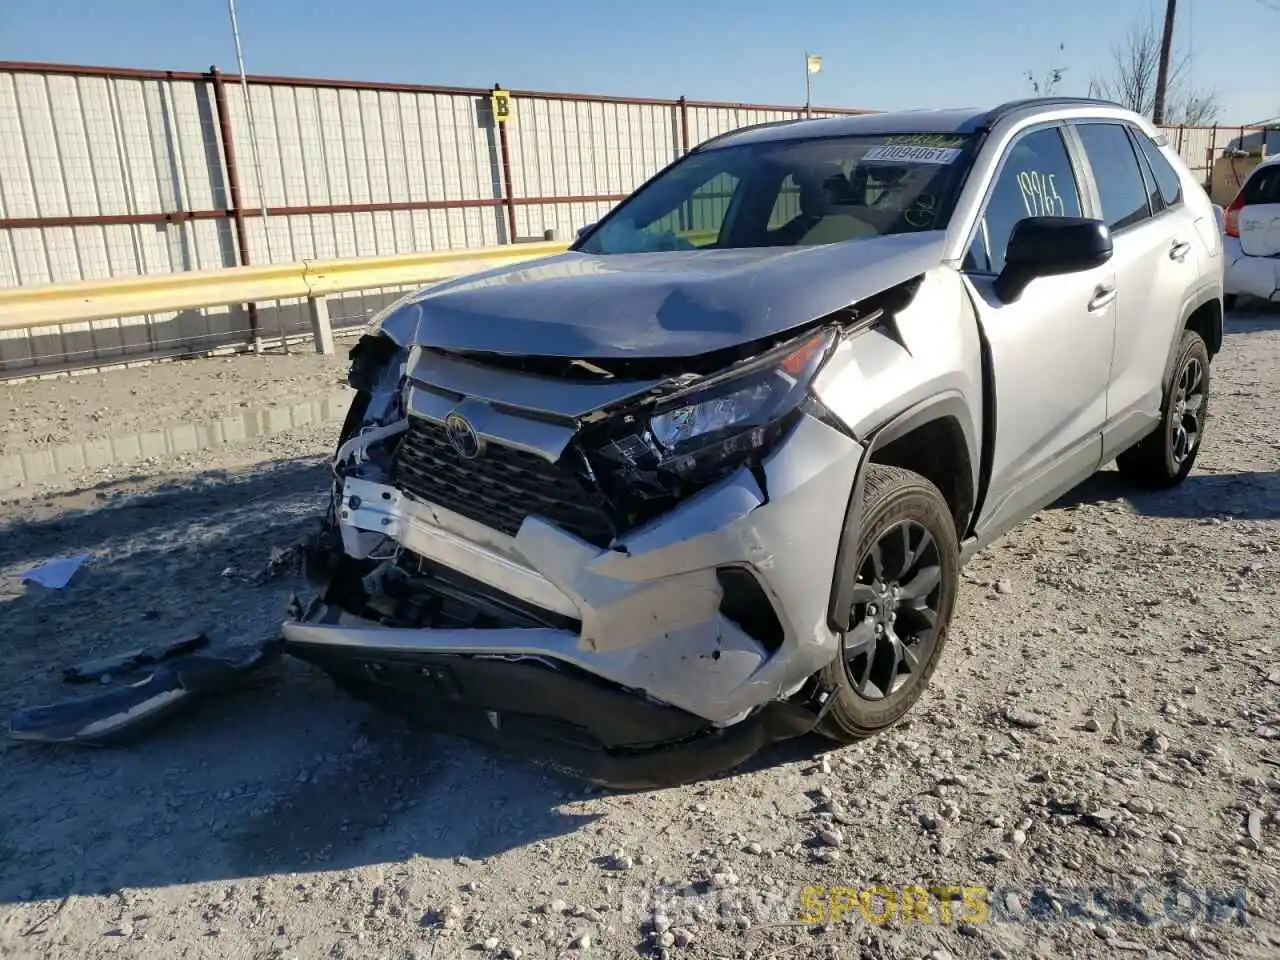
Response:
[586,328,838,500]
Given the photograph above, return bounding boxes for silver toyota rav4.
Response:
[285,98,1225,787]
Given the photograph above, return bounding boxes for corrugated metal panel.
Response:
[0,68,257,370]
[0,63,883,373]
[508,96,672,210]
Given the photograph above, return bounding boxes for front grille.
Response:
[391,417,616,546]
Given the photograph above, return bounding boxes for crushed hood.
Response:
[377,232,947,358]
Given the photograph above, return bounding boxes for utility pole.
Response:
[1152,0,1177,124]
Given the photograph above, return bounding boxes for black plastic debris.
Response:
[62,632,210,685]
[8,635,283,746]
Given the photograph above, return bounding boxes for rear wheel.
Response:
[1116,330,1209,489]
[818,465,959,744]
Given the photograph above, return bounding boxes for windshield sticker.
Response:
[863,145,962,165]
[883,134,966,148]
[1016,170,1067,217]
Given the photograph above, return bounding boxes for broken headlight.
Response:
[589,328,837,496]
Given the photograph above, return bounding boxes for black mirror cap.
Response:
[995,216,1113,303]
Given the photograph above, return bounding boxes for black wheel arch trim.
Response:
[826,390,978,633]
[1162,284,1222,388]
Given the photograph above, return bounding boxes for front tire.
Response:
[817,465,959,744]
[1116,330,1210,489]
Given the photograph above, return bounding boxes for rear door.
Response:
[1239,163,1280,258]
[1070,120,1198,461]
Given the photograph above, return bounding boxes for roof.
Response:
[699,97,1129,151]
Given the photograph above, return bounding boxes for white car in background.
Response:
[1223,154,1280,308]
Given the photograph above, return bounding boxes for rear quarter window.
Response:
[1134,134,1184,208]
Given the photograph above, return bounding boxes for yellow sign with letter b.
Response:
[491,89,512,123]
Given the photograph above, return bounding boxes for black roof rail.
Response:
[972,96,1125,130]
[691,117,814,152]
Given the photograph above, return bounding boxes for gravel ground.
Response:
[0,308,1278,960]
[0,351,351,452]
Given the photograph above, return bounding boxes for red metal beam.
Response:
[0,195,624,231]
[511,193,626,207]
[0,60,207,82]
[238,198,506,217]
[682,98,872,115]
[495,85,520,243]
[0,60,874,116]
[0,210,230,229]
[209,65,259,340]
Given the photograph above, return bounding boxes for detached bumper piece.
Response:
[8,636,282,746]
[286,602,826,790]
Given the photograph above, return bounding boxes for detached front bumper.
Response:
[283,414,864,785]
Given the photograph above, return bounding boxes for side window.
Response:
[646,172,740,247]
[968,126,1083,274]
[768,174,802,229]
[1134,133,1184,208]
[1076,122,1152,231]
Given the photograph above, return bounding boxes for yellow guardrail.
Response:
[0,240,571,332]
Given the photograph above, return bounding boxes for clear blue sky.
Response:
[2,0,1277,123]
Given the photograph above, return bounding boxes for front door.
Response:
[959,124,1115,542]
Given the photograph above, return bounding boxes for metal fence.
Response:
[0,60,1265,376]
[1166,124,1267,185]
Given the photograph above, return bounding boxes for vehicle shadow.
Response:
[0,455,818,906]
[1050,468,1280,521]
[1,456,331,563]
[1227,302,1280,333]
[0,456,607,905]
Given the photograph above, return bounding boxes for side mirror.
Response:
[994,216,1113,303]
[576,223,596,240]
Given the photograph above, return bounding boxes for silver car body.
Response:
[284,99,1223,783]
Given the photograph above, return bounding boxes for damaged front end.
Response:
[287,305,886,787]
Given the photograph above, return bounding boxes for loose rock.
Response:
[1003,708,1043,730]
[1247,809,1263,847]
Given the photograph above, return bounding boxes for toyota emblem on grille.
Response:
[444,413,484,460]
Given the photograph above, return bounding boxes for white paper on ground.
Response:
[21,555,90,589]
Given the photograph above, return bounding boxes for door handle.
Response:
[1088,284,1117,312]
[1169,239,1192,262]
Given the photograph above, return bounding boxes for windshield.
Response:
[577,133,977,255]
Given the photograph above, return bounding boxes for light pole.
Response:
[227,0,286,351]
[805,53,822,118]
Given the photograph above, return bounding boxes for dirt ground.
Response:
[0,308,1278,960]
[0,351,351,452]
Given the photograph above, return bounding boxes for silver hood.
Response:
[377,232,947,358]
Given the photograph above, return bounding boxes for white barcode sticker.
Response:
[863,145,962,165]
